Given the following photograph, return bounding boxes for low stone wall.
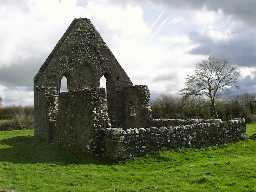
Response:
[150,118,223,127]
[102,119,246,161]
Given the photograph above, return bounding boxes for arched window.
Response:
[100,75,107,89]
[99,75,108,98]
[60,76,68,93]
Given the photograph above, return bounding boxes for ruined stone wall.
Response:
[123,85,152,129]
[34,19,132,91]
[33,18,248,162]
[55,88,110,155]
[34,18,133,139]
[33,88,50,141]
[102,119,246,161]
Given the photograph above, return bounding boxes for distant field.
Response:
[0,123,256,192]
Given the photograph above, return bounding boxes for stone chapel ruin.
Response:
[34,18,246,161]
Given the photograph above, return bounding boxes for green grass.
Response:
[0,123,256,192]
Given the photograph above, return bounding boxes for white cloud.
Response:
[240,67,256,79]
[0,85,33,106]
[192,8,236,42]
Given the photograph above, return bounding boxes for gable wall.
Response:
[34,18,135,141]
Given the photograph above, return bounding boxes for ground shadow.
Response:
[0,135,107,165]
[0,135,169,165]
[249,133,256,140]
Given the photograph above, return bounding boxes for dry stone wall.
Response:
[150,118,225,127]
[102,119,246,161]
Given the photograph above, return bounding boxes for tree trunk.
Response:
[210,98,218,118]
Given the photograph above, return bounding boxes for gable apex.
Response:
[34,18,132,86]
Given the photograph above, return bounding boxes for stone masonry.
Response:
[34,18,246,161]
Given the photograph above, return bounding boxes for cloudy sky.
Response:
[0,0,256,106]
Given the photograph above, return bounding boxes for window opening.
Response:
[60,76,68,92]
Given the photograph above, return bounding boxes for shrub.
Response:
[151,94,255,121]
[0,106,33,130]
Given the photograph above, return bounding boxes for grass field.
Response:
[0,123,256,192]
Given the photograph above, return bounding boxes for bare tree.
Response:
[181,56,240,118]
